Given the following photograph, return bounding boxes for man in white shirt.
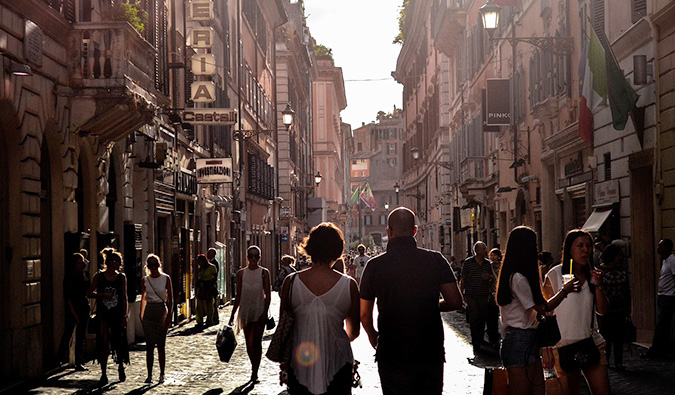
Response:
[642,238,675,359]
[354,244,369,284]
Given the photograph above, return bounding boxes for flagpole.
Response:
[358,197,363,244]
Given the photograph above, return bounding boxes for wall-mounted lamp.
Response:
[8,60,31,76]
[314,171,322,186]
[281,103,295,129]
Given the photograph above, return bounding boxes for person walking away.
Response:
[353,244,369,284]
[598,243,630,369]
[461,241,498,353]
[642,238,675,359]
[360,207,463,395]
[139,254,173,384]
[279,222,360,394]
[87,248,129,386]
[207,247,220,324]
[228,246,271,383]
[273,254,296,292]
[487,248,502,350]
[543,229,610,395]
[346,255,357,279]
[195,254,217,327]
[496,226,578,395]
[538,252,554,284]
[57,253,91,371]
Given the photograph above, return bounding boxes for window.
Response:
[365,215,372,225]
[379,214,387,225]
[604,152,611,180]
[388,158,397,167]
[388,143,397,154]
[358,142,363,151]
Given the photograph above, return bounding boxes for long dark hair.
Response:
[562,229,596,292]
[496,226,545,306]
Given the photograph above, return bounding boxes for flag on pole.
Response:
[350,186,360,203]
[359,183,377,212]
[600,31,639,130]
[578,28,607,145]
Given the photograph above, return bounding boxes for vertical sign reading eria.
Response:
[189,0,215,103]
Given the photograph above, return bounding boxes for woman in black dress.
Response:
[87,248,129,386]
[57,252,91,370]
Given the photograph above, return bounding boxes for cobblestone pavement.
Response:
[10,292,675,394]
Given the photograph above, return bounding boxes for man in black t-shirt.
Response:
[360,207,463,395]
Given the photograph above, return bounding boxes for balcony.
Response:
[67,22,157,142]
[459,157,486,197]
[432,0,468,57]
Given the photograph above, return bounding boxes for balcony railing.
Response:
[432,0,468,56]
[69,22,154,89]
[459,157,486,188]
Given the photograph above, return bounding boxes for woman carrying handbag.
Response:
[496,226,579,395]
[543,229,611,395]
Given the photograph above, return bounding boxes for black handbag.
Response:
[536,314,561,347]
[558,336,600,372]
[87,312,100,334]
[266,274,296,363]
[557,293,600,372]
[266,316,276,330]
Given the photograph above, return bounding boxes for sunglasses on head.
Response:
[248,254,260,259]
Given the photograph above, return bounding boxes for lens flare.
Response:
[295,342,319,367]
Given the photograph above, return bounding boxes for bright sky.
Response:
[303,0,403,129]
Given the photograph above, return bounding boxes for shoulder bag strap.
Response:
[285,273,297,313]
[146,276,166,303]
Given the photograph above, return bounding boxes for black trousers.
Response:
[598,311,627,366]
[378,359,443,395]
[288,363,352,395]
[57,305,89,365]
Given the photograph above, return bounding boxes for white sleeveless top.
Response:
[546,265,604,346]
[236,266,266,332]
[144,274,168,303]
[291,274,353,394]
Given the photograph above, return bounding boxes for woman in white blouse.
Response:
[496,226,578,395]
[279,222,360,394]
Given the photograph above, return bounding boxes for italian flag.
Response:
[578,28,607,145]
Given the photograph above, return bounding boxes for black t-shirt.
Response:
[360,237,456,363]
[461,256,494,297]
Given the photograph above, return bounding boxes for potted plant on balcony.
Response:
[103,0,148,34]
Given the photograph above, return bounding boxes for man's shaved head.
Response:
[387,207,417,238]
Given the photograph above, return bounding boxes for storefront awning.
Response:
[582,209,612,232]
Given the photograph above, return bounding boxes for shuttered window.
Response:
[592,0,605,35]
[632,0,647,23]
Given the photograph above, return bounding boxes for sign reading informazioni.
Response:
[196,158,233,183]
[181,108,237,125]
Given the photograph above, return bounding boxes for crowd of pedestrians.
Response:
[53,205,675,395]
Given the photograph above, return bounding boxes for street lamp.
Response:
[479,0,500,37]
[394,182,400,205]
[314,171,322,187]
[384,202,390,210]
[410,146,453,169]
[281,103,295,128]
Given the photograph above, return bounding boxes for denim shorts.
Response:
[500,327,540,368]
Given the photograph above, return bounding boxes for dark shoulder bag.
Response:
[266,273,296,363]
[557,293,600,372]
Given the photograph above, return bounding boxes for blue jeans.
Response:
[500,327,540,368]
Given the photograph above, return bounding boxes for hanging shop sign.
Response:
[189,0,213,21]
[486,78,511,126]
[191,81,216,102]
[181,108,237,125]
[189,27,214,48]
[196,158,233,184]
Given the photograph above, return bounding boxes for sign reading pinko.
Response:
[486,78,511,126]
[196,158,233,184]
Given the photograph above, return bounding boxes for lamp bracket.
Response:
[493,36,574,56]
